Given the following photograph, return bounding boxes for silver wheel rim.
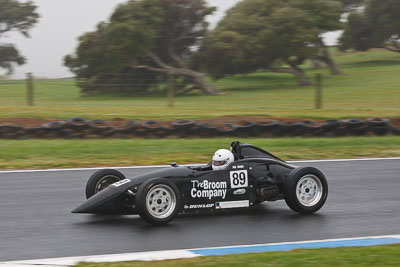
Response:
[296,174,323,207]
[146,184,176,219]
[95,175,120,194]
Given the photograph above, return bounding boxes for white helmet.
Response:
[212,149,234,170]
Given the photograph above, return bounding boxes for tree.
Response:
[340,0,400,53]
[295,0,344,75]
[309,0,365,74]
[0,0,39,74]
[339,0,365,11]
[366,0,400,52]
[65,0,220,96]
[339,12,372,51]
[199,0,343,85]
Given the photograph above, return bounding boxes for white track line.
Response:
[1,234,400,267]
[0,157,399,174]
[289,157,400,163]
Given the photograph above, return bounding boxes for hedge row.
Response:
[0,118,399,139]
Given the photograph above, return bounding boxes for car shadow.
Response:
[72,203,327,229]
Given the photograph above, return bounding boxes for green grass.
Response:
[1,136,399,169]
[74,244,400,267]
[0,49,399,120]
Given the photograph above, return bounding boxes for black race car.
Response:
[72,141,328,225]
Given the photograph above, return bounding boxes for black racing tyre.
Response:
[42,121,66,131]
[370,126,389,136]
[172,120,196,130]
[258,119,279,136]
[321,120,341,131]
[60,129,74,137]
[24,127,43,135]
[89,120,112,134]
[283,167,328,214]
[142,120,162,130]
[196,122,217,137]
[349,126,367,136]
[85,169,126,199]
[142,120,164,138]
[1,125,22,132]
[391,127,400,136]
[217,123,239,136]
[102,128,116,137]
[321,120,343,136]
[366,118,390,128]
[278,123,300,136]
[172,120,196,137]
[343,118,363,129]
[118,120,139,134]
[66,117,89,130]
[301,120,323,136]
[237,121,257,136]
[366,118,391,136]
[136,178,181,225]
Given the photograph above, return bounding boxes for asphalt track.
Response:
[1,159,399,261]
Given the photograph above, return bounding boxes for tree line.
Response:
[1,0,399,96]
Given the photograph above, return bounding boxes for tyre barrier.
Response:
[392,127,400,136]
[0,118,398,139]
[320,119,343,136]
[216,123,239,137]
[366,118,391,136]
[116,120,139,134]
[342,118,367,136]
[66,117,89,130]
[89,120,112,135]
[297,121,323,136]
[0,125,23,139]
[172,120,196,137]
[142,120,173,138]
[195,122,218,137]
[236,121,257,137]
[257,119,280,137]
[43,121,66,131]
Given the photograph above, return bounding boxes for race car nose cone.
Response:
[71,200,96,213]
[71,186,120,214]
[71,205,86,213]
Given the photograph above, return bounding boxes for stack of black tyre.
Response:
[0,117,398,139]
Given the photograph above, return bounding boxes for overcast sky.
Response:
[3,0,338,79]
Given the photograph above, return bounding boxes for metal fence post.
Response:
[315,73,322,109]
[167,74,174,107]
[26,72,34,106]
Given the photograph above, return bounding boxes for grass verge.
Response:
[0,136,399,169]
[74,244,400,267]
[0,49,400,120]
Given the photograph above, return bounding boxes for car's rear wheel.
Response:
[136,178,180,225]
[85,169,126,199]
[284,167,328,214]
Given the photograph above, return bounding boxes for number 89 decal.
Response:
[230,170,248,188]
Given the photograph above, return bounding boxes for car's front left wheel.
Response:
[136,178,181,225]
[284,167,328,214]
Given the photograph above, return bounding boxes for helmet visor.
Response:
[213,160,227,166]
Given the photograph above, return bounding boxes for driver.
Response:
[212,149,234,170]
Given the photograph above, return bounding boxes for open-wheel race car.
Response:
[72,141,328,225]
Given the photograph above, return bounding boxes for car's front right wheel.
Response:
[284,167,328,214]
[85,169,126,199]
